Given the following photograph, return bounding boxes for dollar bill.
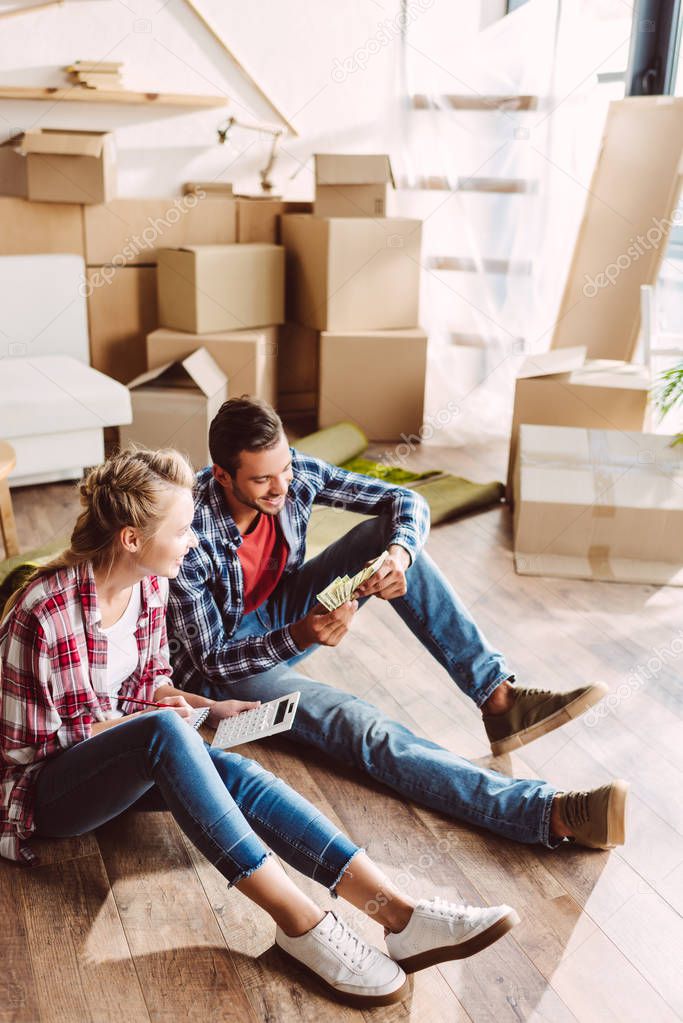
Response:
[316,551,389,611]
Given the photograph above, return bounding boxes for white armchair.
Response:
[0,254,132,485]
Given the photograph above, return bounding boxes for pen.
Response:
[120,696,168,709]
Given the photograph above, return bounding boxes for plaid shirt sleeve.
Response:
[1,607,65,768]
[167,541,301,686]
[302,454,430,563]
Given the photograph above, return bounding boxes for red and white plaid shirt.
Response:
[0,563,173,864]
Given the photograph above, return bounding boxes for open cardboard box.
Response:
[513,423,683,586]
[313,154,395,218]
[17,129,116,204]
[147,326,277,405]
[120,348,227,469]
[506,346,651,501]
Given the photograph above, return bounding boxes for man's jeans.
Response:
[197,516,558,848]
[34,710,360,891]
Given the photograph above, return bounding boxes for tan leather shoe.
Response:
[484,682,608,755]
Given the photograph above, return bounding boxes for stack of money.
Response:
[316,551,388,611]
[65,61,124,90]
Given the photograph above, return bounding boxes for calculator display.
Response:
[273,698,287,725]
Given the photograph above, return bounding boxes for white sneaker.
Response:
[275,911,407,1007]
[385,897,520,973]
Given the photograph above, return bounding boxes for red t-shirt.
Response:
[236,513,288,614]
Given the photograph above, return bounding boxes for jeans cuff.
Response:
[226,849,271,888]
[329,846,364,899]
[476,670,514,710]
[540,790,563,849]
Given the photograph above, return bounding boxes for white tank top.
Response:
[99,584,141,718]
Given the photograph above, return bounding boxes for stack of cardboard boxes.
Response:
[507,97,683,586]
[280,154,428,440]
[0,131,314,467]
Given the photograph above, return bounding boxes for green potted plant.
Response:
[654,360,683,444]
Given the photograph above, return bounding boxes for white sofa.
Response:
[0,254,132,485]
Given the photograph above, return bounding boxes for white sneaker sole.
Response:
[490,682,609,756]
[394,908,521,974]
[276,946,408,1008]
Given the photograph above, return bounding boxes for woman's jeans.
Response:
[33,710,360,891]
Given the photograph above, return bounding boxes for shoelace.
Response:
[563,790,591,829]
[327,915,374,970]
[516,686,554,699]
[428,897,477,925]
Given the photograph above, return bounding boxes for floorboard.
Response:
[2,438,682,1021]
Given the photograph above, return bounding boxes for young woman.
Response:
[0,447,519,1008]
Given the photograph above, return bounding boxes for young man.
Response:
[167,397,628,851]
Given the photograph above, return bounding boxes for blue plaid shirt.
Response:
[167,447,430,689]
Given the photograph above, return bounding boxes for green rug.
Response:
[296,422,504,558]
[0,423,504,600]
[0,537,67,615]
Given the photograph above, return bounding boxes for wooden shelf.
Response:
[0,85,228,108]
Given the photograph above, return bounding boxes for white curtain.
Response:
[387,0,632,447]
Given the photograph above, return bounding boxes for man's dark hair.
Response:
[209,396,284,475]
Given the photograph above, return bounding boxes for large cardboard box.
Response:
[236,199,312,243]
[506,346,651,501]
[282,215,422,331]
[18,129,116,204]
[146,326,277,405]
[319,328,427,440]
[157,243,284,333]
[314,154,395,218]
[552,98,683,361]
[86,266,158,383]
[84,197,237,266]
[120,349,227,470]
[513,424,683,586]
[0,197,84,256]
[277,323,319,410]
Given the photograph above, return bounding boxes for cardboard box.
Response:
[18,129,116,204]
[0,135,28,197]
[314,154,395,217]
[0,197,84,256]
[83,197,237,266]
[282,215,421,331]
[552,97,683,360]
[146,325,277,405]
[513,424,683,586]
[120,348,227,470]
[319,328,427,439]
[86,266,158,383]
[506,346,651,500]
[236,199,312,243]
[157,243,285,334]
[277,323,319,407]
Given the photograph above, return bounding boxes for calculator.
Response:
[211,691,300,750]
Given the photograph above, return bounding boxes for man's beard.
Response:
[231,481,282,516]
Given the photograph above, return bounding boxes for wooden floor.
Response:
[2,439,683,1023]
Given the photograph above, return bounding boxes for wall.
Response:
[0,0,487,199]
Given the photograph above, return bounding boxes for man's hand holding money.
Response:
[355,545,411,601]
